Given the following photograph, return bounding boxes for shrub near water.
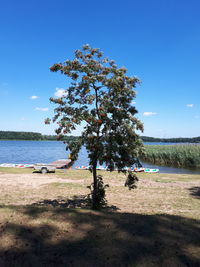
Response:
[142,144,200,168]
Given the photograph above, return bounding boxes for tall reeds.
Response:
[141,144,200,168]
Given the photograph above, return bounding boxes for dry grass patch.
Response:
[0,168,199,266]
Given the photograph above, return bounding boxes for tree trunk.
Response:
[92,159,98,209]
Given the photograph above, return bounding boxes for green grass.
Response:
[142,144,200,169]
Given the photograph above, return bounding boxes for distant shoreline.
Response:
[0,139,200,143]
[0,131,200,143]
[0,139,69,142]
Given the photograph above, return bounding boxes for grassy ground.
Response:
[0,167,200,266]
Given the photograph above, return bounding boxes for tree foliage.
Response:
[47,44,144,209]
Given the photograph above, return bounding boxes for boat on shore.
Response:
[0,159,72,169]
[0,163,34,168]
[75,165,159,173]
[133,167,159,173]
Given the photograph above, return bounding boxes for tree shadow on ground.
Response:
[0,198,200,266]
[31,195,119,211]
[188,186,200,199]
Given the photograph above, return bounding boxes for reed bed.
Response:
[141,144,200,168]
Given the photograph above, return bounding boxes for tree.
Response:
[46,44,144,209]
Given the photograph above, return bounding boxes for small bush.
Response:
[87,175,109,209]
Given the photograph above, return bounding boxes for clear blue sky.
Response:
[0,0,200,138]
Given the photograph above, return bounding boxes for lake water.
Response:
[0,140,200,174]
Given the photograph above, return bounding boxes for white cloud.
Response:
[20,117,26,121]
[132,101,136,105]
[186,104,194,108]
[35,107,49,112]
[30,95,39,100]
[143,112,157,116]
[54,87,68,98]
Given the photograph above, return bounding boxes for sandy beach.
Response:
[0,173,84,188]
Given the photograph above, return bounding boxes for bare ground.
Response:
[0,171,199,217]
[0,169,199,266]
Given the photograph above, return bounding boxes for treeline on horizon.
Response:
[141,136,200,143]
[0,131,77,142]
[0,131,200,143]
